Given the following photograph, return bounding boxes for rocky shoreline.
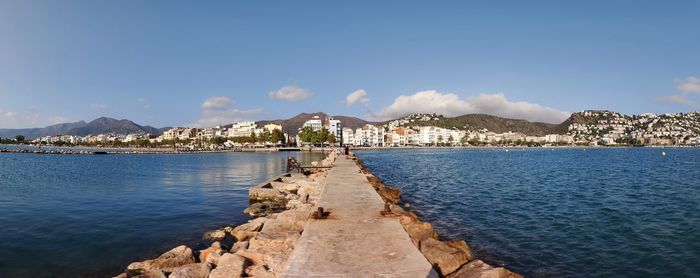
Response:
[114,151,522,278]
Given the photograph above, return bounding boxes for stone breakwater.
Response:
[114,151,522,278]
[113,153,336,278]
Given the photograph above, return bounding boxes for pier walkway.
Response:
[282,156,437,278]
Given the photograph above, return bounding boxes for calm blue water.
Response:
[0,150,325,277]
[356,148,700,278]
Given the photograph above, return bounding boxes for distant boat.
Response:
[661,151,667,156]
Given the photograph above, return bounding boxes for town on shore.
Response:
[2,110,699,150]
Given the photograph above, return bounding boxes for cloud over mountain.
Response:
[193,96,262,127]
[268,86,312,101]
[346,89,370,107]
[677,76,700,94]
[372,90,570,124]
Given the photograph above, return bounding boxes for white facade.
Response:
[230,121,257,137]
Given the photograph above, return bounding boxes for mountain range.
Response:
[0,117,167,138]
[2,111,685,139]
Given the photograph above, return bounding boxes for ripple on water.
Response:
[356,148,700,278]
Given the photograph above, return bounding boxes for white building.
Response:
[230,121,257,137]
[354,124,384,147]
[327,118,342,142]
[303,116,323,132]
[342,127,355,146]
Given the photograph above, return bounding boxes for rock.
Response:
[198,242,223,264]
[446,240,473,261]
[244,202,285,217]
[232,230,257,242]
[281,176,295,183]
[405,221,439,247]
[231,240,249,253]
[245,264,275,278]
[269,181,288,191]
[168,263,210,278]
[209,253,247,278]
[203,229,227,241]
[126,245,195,274]
[297,181,321,197]
[285,199,303,209]
[205,251,222,267]
[274,206,311,230]
[249,187,286,202]
[282,183,299,193]
[113,273,128,278]
[419,238,471,276]
[234,217,268,233]
[125,269,165,278]
[446,260,523,278]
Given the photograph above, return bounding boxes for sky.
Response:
[1,0,699,129]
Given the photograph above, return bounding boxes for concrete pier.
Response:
[282,156,438,278]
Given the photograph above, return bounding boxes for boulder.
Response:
[446,240,473,261]
[249,187,285,202]
[209,253,247,278]
[285,199,303,209]
[446,260,523,278]
[244,202,285,217]
[231,240,249,253]
[233,217,268,234]
[232,230,257,242]
[281,176,296,183]
[203,229,227,241]
[297,181,321,197]
[282,183,299,193]
[274,206,311,230]
[205,251,222,268]
[168,263,210,278]
[198,242,223,264]
[245,264,275,278]
[113,273,127,278]
[405,221,439,247]
[126,245,195,274]
[125,269,165,278]
[420,238,471,276]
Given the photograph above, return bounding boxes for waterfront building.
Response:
[354,124,384,147]
[229,121,257,137]
[303,116,323,132]
[342,127,355,146]
[263,123,283,132]
[327,117,342,142]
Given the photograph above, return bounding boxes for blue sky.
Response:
[1,1,699,128]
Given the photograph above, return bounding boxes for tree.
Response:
[437,135,443,146]
[298,126,314,145]
[210,136,226,145]
[447,135,454,146]
[271,129,284,145]
[15,135,25,142]
[249,131,257,144]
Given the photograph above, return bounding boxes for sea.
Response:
[0,147,325,277]
[355,148,700,278]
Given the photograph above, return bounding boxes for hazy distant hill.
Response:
[0,117,163,138]
[256,112,379,135]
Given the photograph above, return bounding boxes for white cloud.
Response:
[268,86,312,101]
[372,90,570,124]
[137,97,146,103]
[201,96,233,109]
[655,95,694,106]
[192,97,263,128]
[677,76,700,94]
[346,89,370,107]
[91,103,106,110]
